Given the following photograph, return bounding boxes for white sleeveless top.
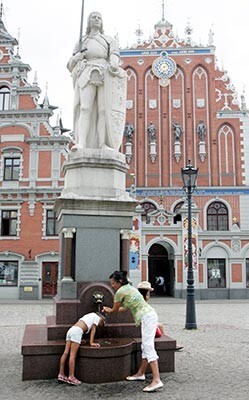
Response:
[79,312,101,333]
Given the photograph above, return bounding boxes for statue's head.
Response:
[86,11,104,34]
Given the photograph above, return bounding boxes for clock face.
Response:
[159,62,169,73]
[152,51,177,80]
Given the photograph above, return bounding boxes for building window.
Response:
[173,201,184,224]
[1,210,17,236]
[140,201,157,224]
[0,261,18,286]
[0,86,10,110]
[46,210,58,236]
[207,201,228,231]
[3,158,20,181]
[246,259,249,288]
[207,259,226,288]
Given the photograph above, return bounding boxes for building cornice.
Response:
[0,187,62,196]
[217,110,249,118]
[134,186,249,197]
[25,136,70,145]
[0,109,53,120]
[120,47,214,57]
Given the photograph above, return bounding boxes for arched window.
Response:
[140,201,157,224]
[207,201,228,231]
[0,86,10,110]
[173,201,184,224]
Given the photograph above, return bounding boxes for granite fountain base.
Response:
[22,282,178,383]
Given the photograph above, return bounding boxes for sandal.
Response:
[143,381,164,392]
[57,374,68,383]
[67,376,82,385]
[126,374,145,381]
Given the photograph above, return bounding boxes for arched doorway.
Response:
[148,243,175,296]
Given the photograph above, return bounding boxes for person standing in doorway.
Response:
[155,276,165,295]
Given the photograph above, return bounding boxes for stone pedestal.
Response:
[55,148,136,294]
[61,148,130,201]
[22,148,178,383]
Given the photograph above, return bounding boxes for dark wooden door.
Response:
[42,262,58,298]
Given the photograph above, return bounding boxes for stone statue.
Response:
[67,11,127,151]
[172,122,182,141]
[124,122,134,143]
[147,122,156,142]
[197,120,206,141]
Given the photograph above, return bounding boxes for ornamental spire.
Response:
[16,27,21,58]
[184,18,193,45]
[135,24,143,45]
[161,0,165,22]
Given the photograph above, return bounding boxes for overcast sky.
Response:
[3,0,249,129]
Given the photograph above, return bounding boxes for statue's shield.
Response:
[105,69,127,150]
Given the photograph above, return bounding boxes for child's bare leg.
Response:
[126,358,148,379]
[68,342,80,378]
[136,358,148,376]
[143,359,162,390]
[59,341,71,376]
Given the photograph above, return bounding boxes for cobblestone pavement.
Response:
[0,298,249,400]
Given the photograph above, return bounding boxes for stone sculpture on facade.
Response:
[67,11,127,152]
[147,121,156,143]
[147,122,157,163]
[172,121,182,142]
[172,121,183,162]
[124,122,134,164]
[197,120,207,162]
[124,122,134,143]
[197,120,206,141]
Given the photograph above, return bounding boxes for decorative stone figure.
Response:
[124,122,134,143]
[124,122,134,163]
[197,120,206,141]
[147,122,157,162]
[172,122,182,142]
[147,121,156,143]
[197,120,207,162]
[67,11,127,151]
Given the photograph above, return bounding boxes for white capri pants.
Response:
[141,311,159,363]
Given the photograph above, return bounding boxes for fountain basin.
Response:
[22,282,177,382]
[22,323,176,382]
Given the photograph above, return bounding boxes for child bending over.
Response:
[58,312,105,385]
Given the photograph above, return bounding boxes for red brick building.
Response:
[1,10,249,299]
[121,15,249,298]
[0,15,70,299]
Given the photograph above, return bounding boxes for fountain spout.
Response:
[92,291,104,313]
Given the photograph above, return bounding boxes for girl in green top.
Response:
[103,270,163,393]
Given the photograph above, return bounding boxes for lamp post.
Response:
[181,161,198,329]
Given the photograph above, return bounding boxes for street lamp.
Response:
[181,161,198,329]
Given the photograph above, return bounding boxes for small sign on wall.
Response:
[24,286,33,292]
